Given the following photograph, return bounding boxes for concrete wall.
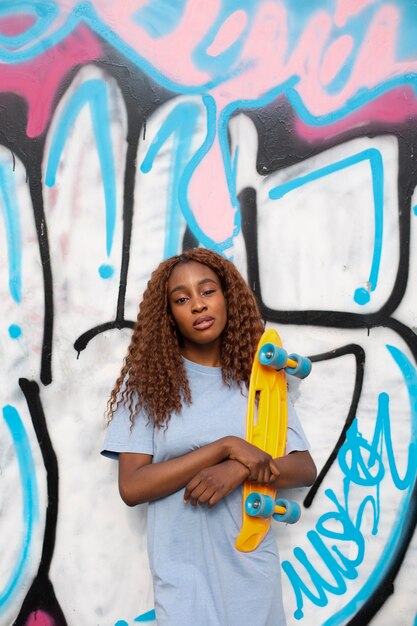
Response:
[1,1,417,624]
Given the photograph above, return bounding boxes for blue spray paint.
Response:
[134,0,186,39]
[142,94,237,255]
[45,79,117,258]
[8,323,22,338]
[113,609,156,625]
[175,95,236,254]
[0,405,39,610]
[141,100,201,258]
[192,0,264,75]
[98,263,114,279]
[5,2,416,258]
[282,483,371,619]
[2,2,417,119]
[322,345,417,625]
[0,1,58,50]
[216,76,300,253]
[268,148,384,305]
[134,609,156,622]
[0,161,22,303]
[286,75,417,127]
[321,7,377,96]
[0,1,79,63]
[280,0,333,59]
[393,0,417,59]
[282,345,417,623]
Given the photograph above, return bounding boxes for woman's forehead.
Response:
[168,261,219,286]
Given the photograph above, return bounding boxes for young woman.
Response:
[102,248,316,626]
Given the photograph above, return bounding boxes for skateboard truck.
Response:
[245,492,301,524]
[259,343,312,379]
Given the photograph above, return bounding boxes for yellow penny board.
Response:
[235,328,288,552]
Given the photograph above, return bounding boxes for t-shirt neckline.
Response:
[182,356,222,377]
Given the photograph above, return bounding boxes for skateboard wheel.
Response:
[272,498,301,524]
[285,353,312,379]
[245,492,275,518]
[259,343,288,370]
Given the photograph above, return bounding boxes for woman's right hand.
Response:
[223,436,280,483]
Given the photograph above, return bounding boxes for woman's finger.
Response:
[197,486,216,505]
[184,476,201,503]
[188,483,208,506]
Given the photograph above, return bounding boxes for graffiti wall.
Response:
[1,1,417,624]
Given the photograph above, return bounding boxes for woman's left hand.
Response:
[184,460,250,507]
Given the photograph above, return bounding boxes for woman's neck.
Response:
[181,343,222,367]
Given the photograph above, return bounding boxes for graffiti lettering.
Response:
[283,345,417,624]
[1,1,417,624]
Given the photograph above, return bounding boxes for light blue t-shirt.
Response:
[102,358,309,626]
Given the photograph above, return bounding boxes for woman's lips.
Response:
[193,316,215,330]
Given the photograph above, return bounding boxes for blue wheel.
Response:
[259,343,288,370]
[285,353,312,379]
[272,498,301,524]
[245,492,275,518]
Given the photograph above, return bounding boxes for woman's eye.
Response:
[202,289,215,296]
[175,297,188,304]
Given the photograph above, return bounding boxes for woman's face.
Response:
[167,260,227,361]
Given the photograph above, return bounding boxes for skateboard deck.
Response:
[235,328,304,552]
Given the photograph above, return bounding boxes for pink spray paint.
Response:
[0,24,102,137]
[9,1,417,245]
[25,611,55,626]
[0,14,36,36]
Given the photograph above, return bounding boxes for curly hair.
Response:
[107,248,265,427]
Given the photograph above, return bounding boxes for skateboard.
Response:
[235,328,311,553]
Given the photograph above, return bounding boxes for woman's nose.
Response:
[192,299,207,313]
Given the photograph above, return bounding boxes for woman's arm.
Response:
[271,450,317,490]
[118,436,278,506]
[183,459,250,507]
[183,450,317,508]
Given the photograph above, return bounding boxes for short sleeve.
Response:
[285,397,309,454]
[101,399,155,460]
